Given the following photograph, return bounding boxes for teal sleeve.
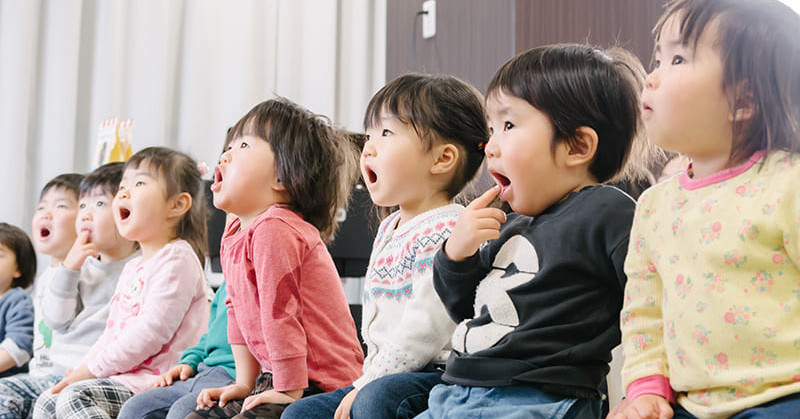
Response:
[178,332,208,372]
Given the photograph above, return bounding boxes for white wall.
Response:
[0,0,386,233]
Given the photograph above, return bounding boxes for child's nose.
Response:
[116,189,129,200]
[361,141,376,157]
[219,150,232,164]
[645,70,658,90]
[484,137,499,158]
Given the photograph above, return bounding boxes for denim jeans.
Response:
[282,370,445,419]
[117,364,234,419]
[673,391,800,419]
[417,384,602,419]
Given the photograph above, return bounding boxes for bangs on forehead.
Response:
[229,112,271,143]
[364,88,416,130]
[123,156,162,180]
[655,1,721,51]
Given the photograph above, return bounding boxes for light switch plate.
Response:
[422,0,436,39]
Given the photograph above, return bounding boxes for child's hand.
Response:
[196,383,251,409]
[333,388,359,419]
[241,389,303,412]
[445,186,506,261]
[63,230,99,271]
[608,395,673,419]
[50,365,96,394]
[155,364,195,387]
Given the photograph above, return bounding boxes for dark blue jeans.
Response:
[117,364,234,419]
[282,370,445,419]
[673,391,800,419]
[417,384,601,419]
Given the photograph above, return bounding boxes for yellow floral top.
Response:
[621,150,800,418]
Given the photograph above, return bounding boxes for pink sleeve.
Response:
[251,220,308,392]
[225,286,245,345]
[626,374,676,404]
[88,248,201,377]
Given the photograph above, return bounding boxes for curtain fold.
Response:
[0,0,385,231]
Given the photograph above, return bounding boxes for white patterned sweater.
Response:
[354,204,461,389]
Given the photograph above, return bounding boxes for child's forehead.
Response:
[40,186,78,203]
[80,187,114,200]
[122,162,158,179]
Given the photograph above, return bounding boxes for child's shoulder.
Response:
[558,184,635,218]
[387,203,463,238]
[0,287,32,304]
[761,150,800,178]
[248,205,321,242]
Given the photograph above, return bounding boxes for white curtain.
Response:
[0,0,386,231]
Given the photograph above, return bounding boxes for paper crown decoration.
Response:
[93,117,134,168]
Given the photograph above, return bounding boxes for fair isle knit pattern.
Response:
[354,204,460,389]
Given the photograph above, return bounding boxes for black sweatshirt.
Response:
[433,185,634,398]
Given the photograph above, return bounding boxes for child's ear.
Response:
[168,192,192,219]
[430,143,459,175]
[270,177,287,193]
[730,81,755,122]
[563,126,598,167]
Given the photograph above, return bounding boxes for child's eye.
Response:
[652,59,661,70]
[504,121,514,131]
[96,201,106,207]
[79,203,87,210]
[240,142,249,149]
[382,129,392,137]
[135,181,145,187]
[56,204,68,209]
[671,55,684,65]
[488,127,494,136]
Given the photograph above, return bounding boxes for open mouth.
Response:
[119,207,131,221]
[491,172,511,188]
[40,227,51,238]
[365,167,377,184]
[210,166,224,193]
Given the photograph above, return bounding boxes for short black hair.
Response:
[364,73,488,199]
[40,173,84,201]
[80,162,124,198]
[0,222,37,289]
[488,44,650,183]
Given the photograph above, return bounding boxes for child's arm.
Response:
[249,220,314,393]
[196,344,259,409]
[0,290,34,373]
[620,194,673,402]
[433,188,505,322]
[41,231,97,332]
[86,249,204,378]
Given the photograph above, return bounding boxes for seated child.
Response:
[0,173,83,417]
[0,222,37,377]
[613,1,800,418]
[29,174,84,374]
[418,44,653,419]
[189,98,364,419]
[0,163,139,418]
[284,73,488,419]
[32,147,210,418]
[118,280,235,419]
